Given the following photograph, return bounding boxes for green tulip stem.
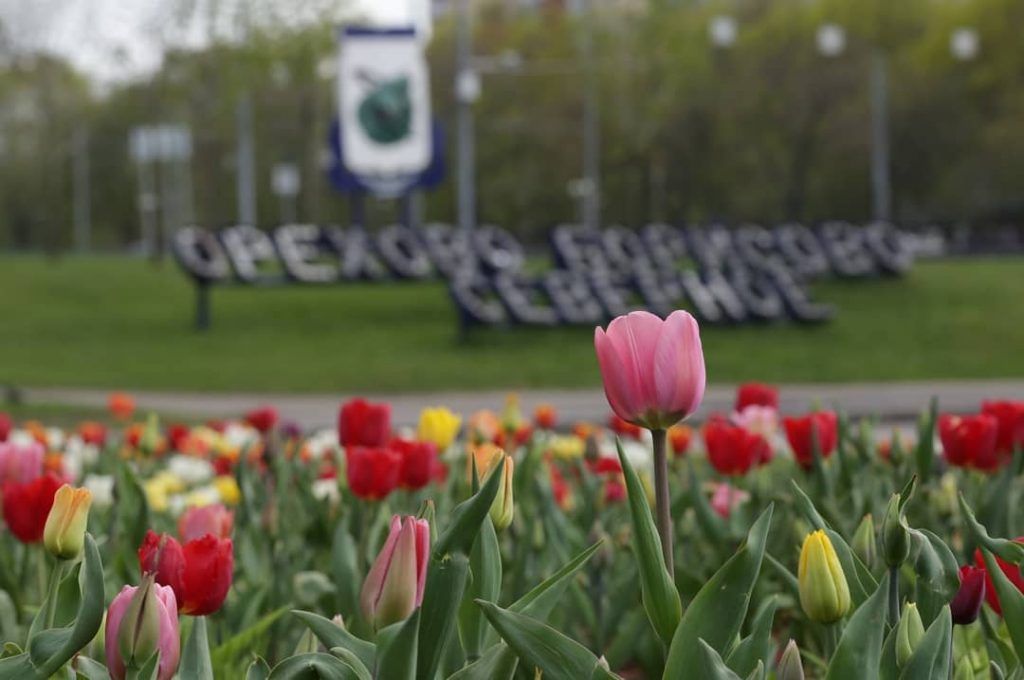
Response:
[888,566,900,626]
[42,559,67,630]
[824,622,839,660]
[651,428,674,574]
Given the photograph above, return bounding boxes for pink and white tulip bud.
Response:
[360,515,429,630]
[106,578,180,680]
[594,311,705,431]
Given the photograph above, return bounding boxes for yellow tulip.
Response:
[213,475,241,506]
[43,485,92,560]
[798,530,851,624]
[416,407,462,451]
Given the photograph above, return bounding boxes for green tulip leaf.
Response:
[725,597,777,678]
[913,399,937,483]
[291,611,376,671]
[959,496,1024,564]
[616,438,682,646]
[458,518,502,659]
[433,463,504,559]
[824,571,890,680]
[268,652,366,679]
[375,610,420,680]
[416,552,470,680]
[211,606,290,672]
[328,649,372,680]
[663,505,773,678]
[909,530,959,626]
[73,656,110,680]
[475,600,603,680]
[698,639,743,679]
[245,657,271,680]
[179,615,215,680]
[27,534,105,677]
[980,549,1024,662]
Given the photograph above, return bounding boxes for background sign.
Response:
[338,26,432,196]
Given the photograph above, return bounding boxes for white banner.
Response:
[338,27,432,189]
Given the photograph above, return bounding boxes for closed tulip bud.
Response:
[490,457,514,531]
[139,413,162,457]
[43,484,92,560]
[952,655,973,680]
[360,515,429,630]
[776,639,804,680]
[895,602,925,669]
[881,493,910,568]
[951,565,986,625]
[106,578,179,680]
[799,530,851,624]
[851,514,877,569]
[118,577,165,672]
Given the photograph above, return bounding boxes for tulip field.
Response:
[1,311,1024,679]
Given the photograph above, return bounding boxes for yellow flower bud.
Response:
[43,484,92,560]
[213,475,241,506]
[416,407,462,451]
[490,457,515,531]
[798,530,851,624]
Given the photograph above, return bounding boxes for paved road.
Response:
[18,380,1023,430]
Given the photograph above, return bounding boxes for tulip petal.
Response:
[654,311,705,421]
[595,326,642,423]
[360,515,403,622]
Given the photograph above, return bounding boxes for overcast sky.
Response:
[0,0,420,82]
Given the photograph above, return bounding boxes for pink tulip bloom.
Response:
[710,482,751,519]
[177,503,234,542]
[594,310,706,430]
[731,405,779,439]
[360,515,429,629]
[0,441,44,484]
[105,583,180,680]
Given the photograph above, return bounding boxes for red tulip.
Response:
[108,392,136,421]
[244,406,279,434]
[549,463,572,510]
[951,565,986,625]
[783,412,838,470]
[345,446,401,500]
[604,478,626,504]
[0,413,10,442]
[608,414,644,440]
[534,405,558,430]
[703,418,770,476]
[668,425,693,457]
[338,398,391,447]
[939,414,1000,471]
[594,310,705,430]
[974,539,1024,616]
[139,530,234,616]
[178,504,234,542]
[390,438,439,491]
[735,383,779,411]
[2,473,62,543]
[981,400,1024,459]
[166,424,191,452]
[588,456,623,475]
[77,421,107,447]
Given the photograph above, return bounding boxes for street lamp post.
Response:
[455,0,478,232]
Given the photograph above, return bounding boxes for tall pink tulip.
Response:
[594,309,706,574]
[360,515,429,630]
[594,310,705,430]
[105,583,180,680]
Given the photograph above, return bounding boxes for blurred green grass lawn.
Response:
[0,256,1021,393]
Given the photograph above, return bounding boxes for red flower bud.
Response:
[244,406,279,434]
[981,400,1024,459]
[390,438,439,491]
[951,565,986,625]
[704,417,771,476]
